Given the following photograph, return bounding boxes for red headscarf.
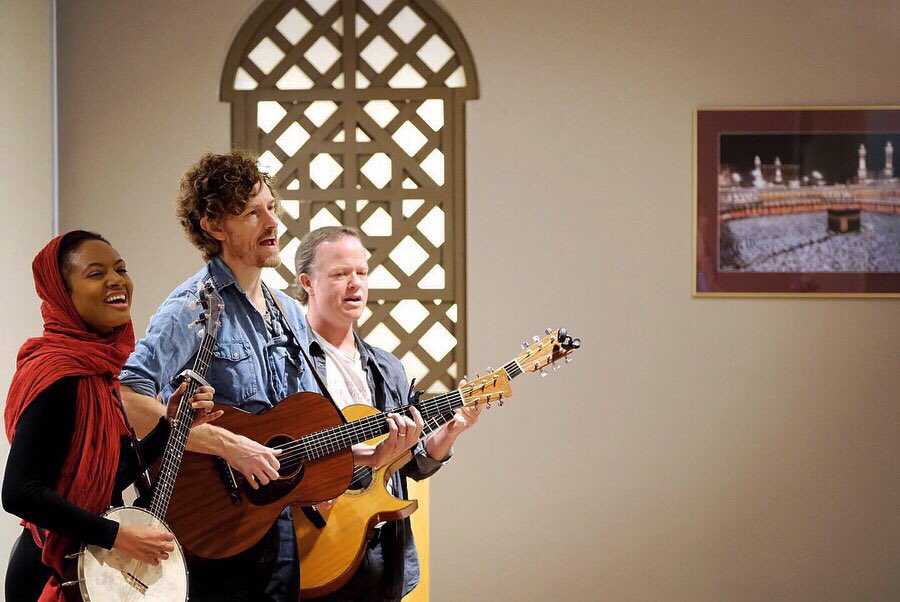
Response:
[4,232,135,601]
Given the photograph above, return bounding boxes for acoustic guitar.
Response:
[60,281,224,601]
[164,331,560,560]
[294,328,582,598]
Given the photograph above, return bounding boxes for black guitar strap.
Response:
[268,289,336,407]
[269,291,336,530]
[111,385,153,498]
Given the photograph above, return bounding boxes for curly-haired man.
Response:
[116,150,390,600]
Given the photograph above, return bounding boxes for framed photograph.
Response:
[694,107,900,297]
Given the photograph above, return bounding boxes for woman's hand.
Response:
[112,524,175,565]
[165,382,223,429]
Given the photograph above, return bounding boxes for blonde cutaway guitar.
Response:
[294,327,582,598]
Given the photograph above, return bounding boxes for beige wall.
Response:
[0,0,54,590]
[47,0,900,600]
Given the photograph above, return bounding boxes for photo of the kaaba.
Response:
[717,133,900,273]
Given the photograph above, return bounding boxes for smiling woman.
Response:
[58,232,134,335]
[2,231,217,601]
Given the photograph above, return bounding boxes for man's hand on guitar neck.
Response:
[120,385,282,490]
[422,401,482,462]
[353,406,425,468]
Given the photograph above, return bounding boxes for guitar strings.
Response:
[269,388,467,470]
[271,368,510,470]
[346,411,454,488]
[200,347,524,487]
[232,390,463,484]
[227,389,469,487]
[150,324,216,516]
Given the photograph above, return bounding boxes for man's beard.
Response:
[228,237,282,269]
[261,253,281,268]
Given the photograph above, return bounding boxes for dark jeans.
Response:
[317,529,402,602]
[187,517,299,602]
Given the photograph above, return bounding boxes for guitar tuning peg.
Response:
[196,327,206,339]
[532,335,540,342]
[498,399,504,406]
[475,372,480,379]
[486,401,491,409]
[545,327,553,335]
[552,363,561,371]
[188,299,200,310]
[565,356,573,364]
[486,366,493,373]
[540,368,548,378]
[521,341,529,349]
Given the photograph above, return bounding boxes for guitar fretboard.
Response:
[504,360,523,379]
[295,390,466,461]
[148,314,217,520]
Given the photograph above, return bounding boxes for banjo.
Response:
[62,281,223,601]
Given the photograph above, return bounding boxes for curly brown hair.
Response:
[175,150,276,261]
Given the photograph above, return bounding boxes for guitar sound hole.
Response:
[266,434,300,478]
[349,467,373,492]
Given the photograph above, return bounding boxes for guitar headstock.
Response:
[189,280,225,340]
[516,327,582,377]
[459,370,513,409]
[456,327,581,411]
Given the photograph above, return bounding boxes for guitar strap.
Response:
[269,292,335,530]
[111,385,153,498]
[268,289,336,407]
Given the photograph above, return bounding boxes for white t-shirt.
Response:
[313,330,393,499]
[313,331,373,410]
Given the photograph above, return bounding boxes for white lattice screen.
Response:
[221,0,478,393]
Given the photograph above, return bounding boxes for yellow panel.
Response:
[403,479,429,601]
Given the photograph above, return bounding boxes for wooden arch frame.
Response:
[219,0,479,394]
[221,0,479,102]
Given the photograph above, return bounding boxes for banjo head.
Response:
[78,506,188,601]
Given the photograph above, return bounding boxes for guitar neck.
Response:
[148,330,216,520]
[416,359,523,434]
[298,358,525,461]
[297,404,426,461]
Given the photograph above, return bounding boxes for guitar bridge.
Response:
[216,456,243,505]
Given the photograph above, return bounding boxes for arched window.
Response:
[222,0,478,395]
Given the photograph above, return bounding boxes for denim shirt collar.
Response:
[207,255,239,292]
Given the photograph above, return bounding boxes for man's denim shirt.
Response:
[120,256,318,409]
[119,256,318,599]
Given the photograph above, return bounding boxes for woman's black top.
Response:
[2,376,171,549]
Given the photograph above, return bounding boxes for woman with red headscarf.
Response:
[3,231,221,601]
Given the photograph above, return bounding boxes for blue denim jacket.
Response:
[120,256,319,600]
[120,256,318,410]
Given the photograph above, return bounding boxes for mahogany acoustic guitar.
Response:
[163,332,549,560]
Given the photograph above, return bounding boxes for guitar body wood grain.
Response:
[164,391,353,559]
